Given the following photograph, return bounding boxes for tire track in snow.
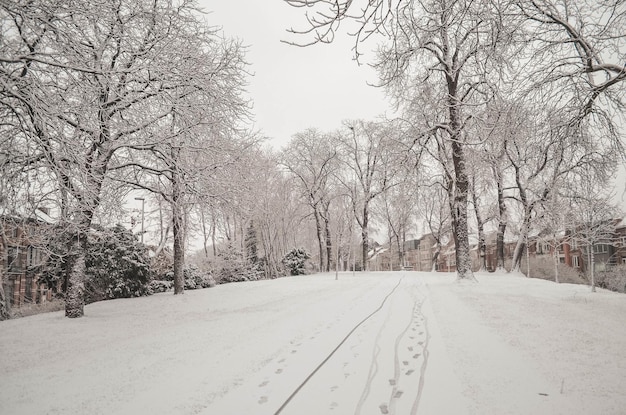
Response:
[354,286,396,415]
[273,277,404,415]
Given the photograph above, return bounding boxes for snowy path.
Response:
[1,271,625,415]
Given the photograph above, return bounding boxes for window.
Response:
[6,246,22,273]
[594,244,609,254]
[28,246,43,267]
[572,256,580,268]
[621,237,626,247]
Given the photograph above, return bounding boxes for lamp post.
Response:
[134,197,145,243]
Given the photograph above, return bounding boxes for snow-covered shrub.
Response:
[148,280,173,294]
[596,266,626,293]
[216,243,263,284]
[150,247,174,280]
[521,256,586,285]
[282,248,311,276]
[185,267,216,289]
[162,266,216,290]
[43,224,152,303]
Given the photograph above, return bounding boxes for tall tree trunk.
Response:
[211,214,217,257]
[172,165,185,295]
[361,205,369,271]
[471,179,486,272]
[325,218,332,272]
[511,209,531,272]
[446,69,475,281]
[449,129,475,280]
[64,168,104,317]
[495,164,507,270]
[553,240,560,284]
[0,278,7,320]
[313,209,325,272]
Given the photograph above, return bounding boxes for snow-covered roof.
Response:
[0,206,55,224]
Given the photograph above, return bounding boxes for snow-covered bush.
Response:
[148,280,173,293]
[43,224,152,303]
[216,243,263,283]
[282,248,311,276]
[596,266,626,293]
[164,266,216,290]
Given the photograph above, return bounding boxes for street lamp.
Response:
[134,197,145,243]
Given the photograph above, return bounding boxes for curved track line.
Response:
[273,278,404,415]
[354,289,395,415]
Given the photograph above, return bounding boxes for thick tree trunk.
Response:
[449,132,475,280]
[65,233,87,318]
[325,218,332,272]
[495,167,507,270]
[446,70,475,281]
[0,274,9,321]
[511,236,525,273]
[313,209,325,272]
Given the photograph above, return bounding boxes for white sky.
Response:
[200,1,392,149]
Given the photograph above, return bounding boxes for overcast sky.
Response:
[201,1,391,149]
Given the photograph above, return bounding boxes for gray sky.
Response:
[201,1,391,149]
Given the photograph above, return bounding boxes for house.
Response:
[1,207,54,308]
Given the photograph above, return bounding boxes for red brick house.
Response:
[1,207,54,308]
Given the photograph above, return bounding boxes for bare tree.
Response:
[287,0,518,280]
[569,174,620,292]
[0,0,249,316]
[515,0,626,123]
[281,129,338,272]
[336,120,399,271]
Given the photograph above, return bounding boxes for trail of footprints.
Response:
[377,295,428,415]
[254,283,429,415]
[255,317,344,406]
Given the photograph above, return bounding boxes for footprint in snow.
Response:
[406,369,414,376]
[275,368,283,374]
[258,380,269,388]
[379,403,389,414]
[258,396,268,404]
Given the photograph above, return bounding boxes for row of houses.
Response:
[369,218,626,274]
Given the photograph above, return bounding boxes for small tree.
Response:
[282,248,311,276]
[570,179,619,292]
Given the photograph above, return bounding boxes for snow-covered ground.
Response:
[1,271,625,415]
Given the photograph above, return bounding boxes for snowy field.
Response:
[1,271,625,415]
